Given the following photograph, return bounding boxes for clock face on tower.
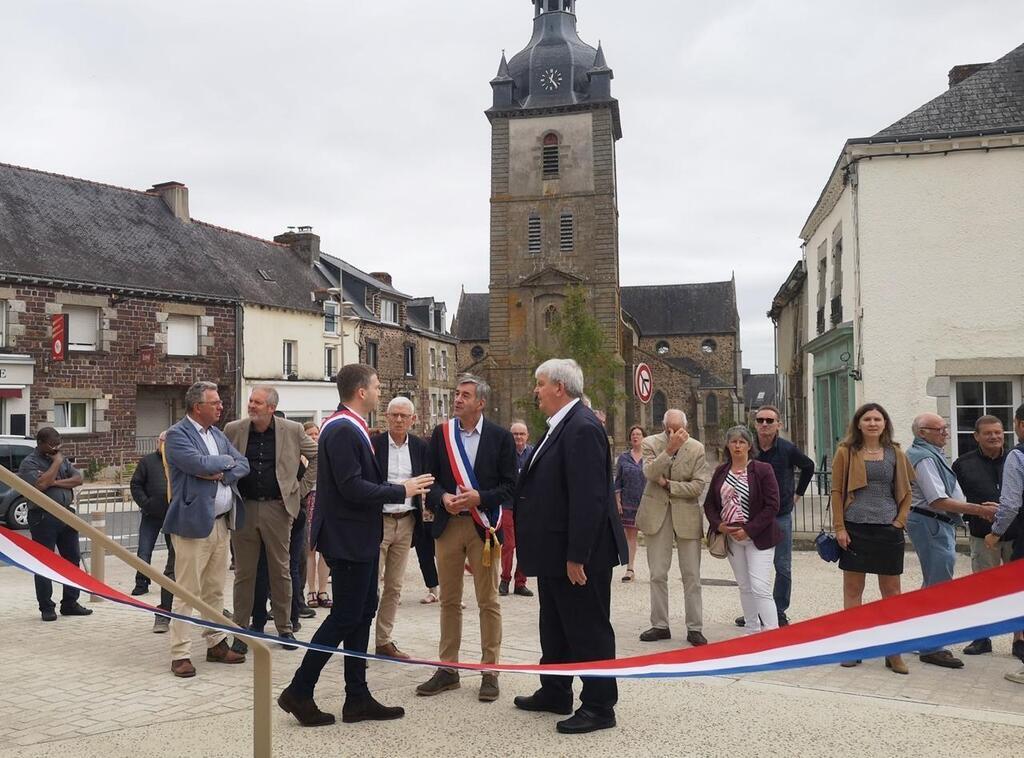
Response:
[540,68,563,91]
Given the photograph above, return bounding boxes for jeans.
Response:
[773,512,793,616]
[906,511,957,654]
[135,514,164,589]
[28,508,82,612]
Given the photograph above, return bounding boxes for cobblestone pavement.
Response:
[1,545,1022,757]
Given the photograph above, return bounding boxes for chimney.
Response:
[274,226,321,267]
[370,272,393,286]
[149,181,189,221]
[948,62,989,88]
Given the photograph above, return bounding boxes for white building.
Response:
[794,43,1024,464]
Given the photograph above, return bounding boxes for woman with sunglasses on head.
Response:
[831,402,915,674]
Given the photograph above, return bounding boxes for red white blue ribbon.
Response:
[440,418,501,565]
[320,406,372,449]
[2,524,1022,678]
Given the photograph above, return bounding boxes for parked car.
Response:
[0,436,37,529]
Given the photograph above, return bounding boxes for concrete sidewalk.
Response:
[1,547,1022,757]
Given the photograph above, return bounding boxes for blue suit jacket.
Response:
[162,416,250,539]
[310,408,406,562]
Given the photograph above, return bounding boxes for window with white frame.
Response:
[324,346,338,380]
[323,301,339,334]
[283,340,298,377]
[65,305,99,351]
[54,399,92,434]
[381,299,399,325]
[429,348,437,380]
[431,393,438,422]
[0,299,7,348]
[952,378,1021,456]
[404,345,416,377]
[166,314,199,356]
[440,349,449,380]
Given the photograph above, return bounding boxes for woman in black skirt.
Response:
[831,403,915,674]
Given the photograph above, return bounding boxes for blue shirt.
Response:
[18,450,81,509]
[515,444,534,478]
[993,447,1024,537]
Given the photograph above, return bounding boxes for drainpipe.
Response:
[235,302,244,420]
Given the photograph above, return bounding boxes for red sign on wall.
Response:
[634,362,653,404]
[51,314,67,361]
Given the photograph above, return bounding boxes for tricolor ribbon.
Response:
[321,406,372,449]
[2,525,1023,678]
[441,418,501,567]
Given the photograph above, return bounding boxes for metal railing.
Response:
[793,469,832,533]
[0,465,273,758]
[74,486,140,555]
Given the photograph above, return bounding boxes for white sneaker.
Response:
[1005,670,1024,685]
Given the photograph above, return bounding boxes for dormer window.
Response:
[542,133,560,179]
[381,299,399,325]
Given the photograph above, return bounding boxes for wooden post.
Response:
[89,510,106,602]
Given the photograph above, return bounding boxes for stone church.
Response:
[452,0,742,451]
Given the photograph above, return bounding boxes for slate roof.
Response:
[317,252,412,322]
[451,292,490,342]
[620,281,738,337]
[872,42,1024,139]
[743,373,777,409]
[0,162,324,311]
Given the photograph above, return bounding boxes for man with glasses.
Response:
[906,412,998,669]
[370,396,429,659]
[734,405,813,628]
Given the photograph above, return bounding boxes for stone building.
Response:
[452,1,742,447]
[767,260,808,453]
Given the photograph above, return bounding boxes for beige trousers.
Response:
[970,535,1015,573]
[374,513,415,648]
[169,518,231,660]
[230,499,294,634]
[435,515,501,672]
[645,508,703,632]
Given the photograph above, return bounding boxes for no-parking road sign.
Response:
[634,363,653,404]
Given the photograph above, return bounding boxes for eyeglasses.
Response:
[387,413,413,420]
[920,426,949,434]
[754,418,777,425]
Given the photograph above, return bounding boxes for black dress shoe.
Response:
[298,606,317,619]
[131,584,149,597]
[1013,640,1024,663]
[278,688,335,727]
[639,627,670,642]
[513,585,534,597]
[513,692,573,715]
[231,637,249,655]
[291,620,302,632]
[778,612,790,627]
[556,707,616,734]
[41,608,58,622]
[278,632,298,651]
[342,694,405,723]
[60,603,93,616]
[963,638,992,655]
[919,650,964,669]
[686,631,708,647]
[734,615,745,627]
[499,580,509,596]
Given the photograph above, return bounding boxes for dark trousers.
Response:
[27,509,81,612]
[536,566,617,714]
[289,554,378,699]
[414,517,439,589]
[252,507,307,630]
[135,514,164,589]
[158,533,176,612]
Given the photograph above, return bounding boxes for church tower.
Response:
[484,0,624,433]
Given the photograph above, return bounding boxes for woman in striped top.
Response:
[704,425,782,632]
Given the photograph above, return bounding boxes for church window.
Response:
[542,133,560,179]
[706,394,719,426]
[652,391,667,428]
[701,338,717,354]
[471,345,485,361]
[655,340,670,355]
[559,212,574,252]
[528,214,542,254]
[543,305,559,330]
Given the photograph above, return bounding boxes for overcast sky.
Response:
[3,1,1022,372]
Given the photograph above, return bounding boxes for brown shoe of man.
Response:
[171,658,196,678]
[206,639,246,664]
[278,687,336,727]
[375,641,411,660]
[416,668,460,696]
[478,673,499,702]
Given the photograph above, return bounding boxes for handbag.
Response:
[707,528,729,559]
[815,530,841,562]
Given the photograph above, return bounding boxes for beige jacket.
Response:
[636,433,711,539]
[224,417,318,518]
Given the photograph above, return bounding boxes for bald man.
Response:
[905,412,998,669]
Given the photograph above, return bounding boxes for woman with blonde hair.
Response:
[831,402,915,674]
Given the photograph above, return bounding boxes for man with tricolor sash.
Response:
[416,373,517,702]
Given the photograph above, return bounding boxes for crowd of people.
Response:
[13,365,1024,734]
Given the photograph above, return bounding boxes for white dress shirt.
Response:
[458,414,484,469]
[530,398,581,468]
[187,415,234,516]
[384,433,415,514]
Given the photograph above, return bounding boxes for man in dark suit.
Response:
[371,396,429,659]
[513,358,627,734]
[278,364,434,727]
[415,374,517,703]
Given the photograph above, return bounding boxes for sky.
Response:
[2,1,1022,373]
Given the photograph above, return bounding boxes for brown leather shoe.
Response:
[375,641,412,660]
[277,687,336,727]
[415,668,460,696]
[478,673,499,702]
[171,658,196,678]
[206,639,246,664]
